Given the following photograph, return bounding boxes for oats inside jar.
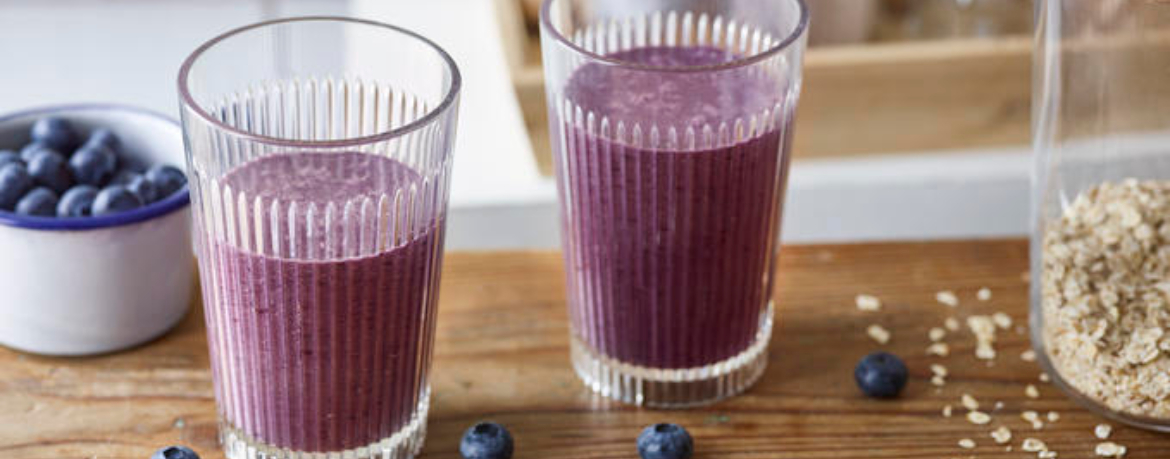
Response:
[1041,179,1170,418]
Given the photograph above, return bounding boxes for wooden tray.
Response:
[4,239,1170,458]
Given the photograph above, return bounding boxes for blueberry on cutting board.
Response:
[637,423,694,459]
[150,445,200,459]
[855,351,908,398]
[460,421,514,459]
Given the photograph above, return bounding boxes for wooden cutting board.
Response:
[3,240,1169,458]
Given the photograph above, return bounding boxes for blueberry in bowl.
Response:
[0,105,193,356]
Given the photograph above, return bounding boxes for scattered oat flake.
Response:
[1095,424,1113,440]
[961,394,979,411]
[945,316,961,331]
[1022,410,1044,430]
[978,287,992,301]
[1096,441,1127,457]
[1039,450,1058,459]
[958,438,976,449]
[967,411,991,425]
[992,312,1013,329]
[866,324,890,344]
[937,290,959,307]
[927,342,950,357]
[994,401,1004,410]
[1022,438,1047,452]
[931,374,946,387]
[931,364,948,377]
[1026,384,1040,399]
[1021,349,1037,362]
[856,294,881,311]
[943,404,953,417]
[1047,411,1060,422]
[1039,373,1050,383]
[975,345,997,360]
[929,327,946,342]
[990,426,1012,444]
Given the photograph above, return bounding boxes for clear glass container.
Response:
[540,0,808,407]
[1032,0,1170,431]
[179,17,461,458]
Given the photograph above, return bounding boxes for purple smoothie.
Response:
[198,152,443,452]
[557,46,790,369]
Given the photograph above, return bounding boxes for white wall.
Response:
[0,0,349,116]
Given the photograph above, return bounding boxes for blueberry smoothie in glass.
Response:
[540,4,809,404]
[197,152,444,453]
[558,45,790,370]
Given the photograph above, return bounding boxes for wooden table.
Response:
[4,240,1169,458]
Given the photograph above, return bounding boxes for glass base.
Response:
[218,387,430,459]
[570,302,773,408]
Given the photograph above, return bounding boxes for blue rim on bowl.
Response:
[0,104,190,231]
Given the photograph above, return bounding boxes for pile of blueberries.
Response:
[0,117,187,218]
[149,420,696,459]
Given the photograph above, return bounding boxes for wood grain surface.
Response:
[4,240,1170,458]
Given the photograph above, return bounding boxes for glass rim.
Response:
[539,0,809,73]
[177,16,462,149]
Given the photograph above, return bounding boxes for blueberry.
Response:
[30,116,79,152]
[855,352,908,399]
[83,128,120,153]
[636,423,694,459]
[145,164,187,199]
[15,187,58,217]
[150,445,201,459]
[0,163,33,211]
[57,185,99,217]
[460,422,514,459]
[69,145,117,186]
[126,174,159,204]
[92,185,142,216]
[27,150,73,193]
[20,142,56,162]
[109,169,140,186]
[0,150,20,168]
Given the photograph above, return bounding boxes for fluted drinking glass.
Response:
[540,0,808,407]
[178,17,460,459]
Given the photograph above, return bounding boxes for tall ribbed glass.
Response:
[540,0,808,407]
[178,17,460,459]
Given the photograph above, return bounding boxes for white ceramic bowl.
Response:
[0,105,193,355]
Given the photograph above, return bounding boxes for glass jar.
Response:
[1032,0,1170,431]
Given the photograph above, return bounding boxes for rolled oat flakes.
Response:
[1041,180,1170,418]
